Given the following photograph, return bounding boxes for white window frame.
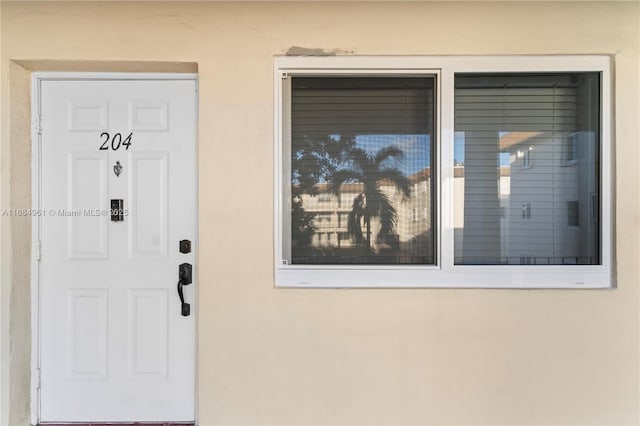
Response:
[274,55,613,289]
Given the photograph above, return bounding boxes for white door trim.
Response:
[30,72,199,425]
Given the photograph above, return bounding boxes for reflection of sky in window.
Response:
[497,131,513,166]
[355,134,431,175]
[455,131,512,167]
[454,132,465,165]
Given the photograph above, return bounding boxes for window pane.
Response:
[290,77,436,265]
[454,73,600,265]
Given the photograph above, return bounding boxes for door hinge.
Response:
[35,368,41,389]
[35,241,42,261]
[33,114,42,135]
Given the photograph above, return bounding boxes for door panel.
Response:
[128,289,169,378]
[129,152,169,258]
[67,153,109,259]
[67,289,108,379]
[67,100,109,132]
[129,100,169,131]
[39,77,196,422]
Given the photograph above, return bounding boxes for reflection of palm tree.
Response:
[331,146,409,250]
[347,193,366,246]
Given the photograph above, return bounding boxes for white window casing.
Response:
[274,55,613,288]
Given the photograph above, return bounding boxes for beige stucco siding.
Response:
[1,2,638,425]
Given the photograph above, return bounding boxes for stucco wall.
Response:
[1,2,638,425]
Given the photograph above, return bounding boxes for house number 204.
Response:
[99,132,133,151]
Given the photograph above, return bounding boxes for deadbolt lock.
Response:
[179,239,191,254]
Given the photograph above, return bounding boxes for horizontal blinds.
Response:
[454,73,599,265]
[455,85,578,167]
[456,87,578,133]
[292,77,434,138]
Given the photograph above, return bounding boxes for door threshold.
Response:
[38,423,194,426]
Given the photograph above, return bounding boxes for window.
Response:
[318,193,333,203]
[276,56,612,288]
[567,201,579,227]
[338,212,349,228]
[520,149,532,168]
[454,72,601,266]
[315,213,331,223]
[287,75,435,265]
[563,133,579,165]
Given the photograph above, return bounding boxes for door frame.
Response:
[30,72,199,425]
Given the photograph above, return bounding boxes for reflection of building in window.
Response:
[315,213,331,223]
[297,167,433,262]
[318,193,333,203]
[496,128,596,264]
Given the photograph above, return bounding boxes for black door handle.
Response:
[177,263,192,316]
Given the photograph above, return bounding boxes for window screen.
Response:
[454,73,600,265]
[289,76,436,265]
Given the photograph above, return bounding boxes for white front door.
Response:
[37,75,197,422]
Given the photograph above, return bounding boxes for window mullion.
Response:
[439,68,456,271]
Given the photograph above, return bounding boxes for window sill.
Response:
[275,265,613,289]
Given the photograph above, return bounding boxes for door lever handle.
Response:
[177,263,192,317]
